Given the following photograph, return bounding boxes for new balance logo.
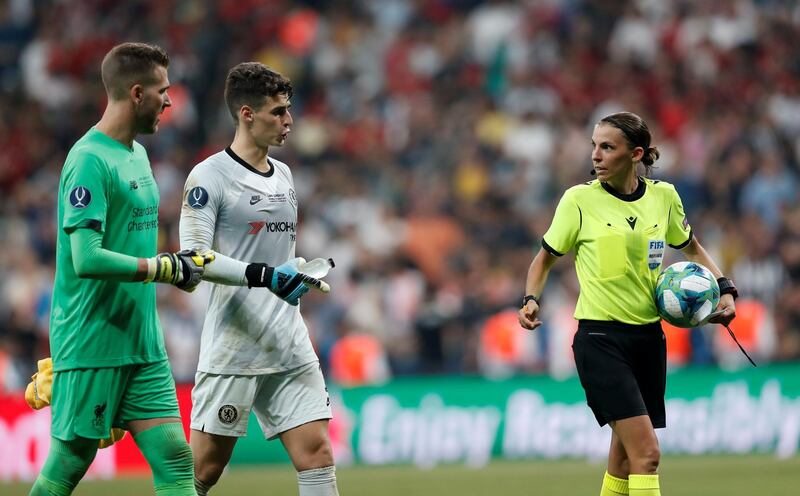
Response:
[250,195,262,205]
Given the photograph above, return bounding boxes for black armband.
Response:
[245,263,274,288]
[717,277,738,300]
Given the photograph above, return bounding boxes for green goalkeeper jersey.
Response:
[50,128,165,371]
[542,177,692,325]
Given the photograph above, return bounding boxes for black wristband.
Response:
[245,263,273,288]
[522,294,540,307]
[717,277,738,300]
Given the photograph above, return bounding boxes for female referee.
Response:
[518,112,738,496]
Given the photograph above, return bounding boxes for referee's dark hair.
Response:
[225,62,293,124]
[600,112,660,175]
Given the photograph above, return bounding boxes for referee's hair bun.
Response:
[642,146,660,166]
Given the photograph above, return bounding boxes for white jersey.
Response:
[180,148,317,375]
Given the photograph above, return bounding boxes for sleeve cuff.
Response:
[64,219,104,234]
[201,250,249,286]
[542,239,564,257]
[669,229,693,250]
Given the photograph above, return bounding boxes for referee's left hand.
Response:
[519,301,543,330]
[708,294,736,326]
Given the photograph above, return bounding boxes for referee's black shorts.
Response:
[572,319,667,428]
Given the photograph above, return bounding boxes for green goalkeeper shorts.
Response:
[50,360,180,440]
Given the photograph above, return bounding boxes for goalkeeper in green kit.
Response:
[29,43,212,496]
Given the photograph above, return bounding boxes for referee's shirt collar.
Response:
[601,177,646,202]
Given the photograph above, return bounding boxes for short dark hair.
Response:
[224,62,293,123]
[600,111,660,174]
[101,42,169,101]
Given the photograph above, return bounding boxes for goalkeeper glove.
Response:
[24,357,53,410]
[98,428,127,449]
[25,357,128,448]
[245,257,327,306]
[145,249,215,292]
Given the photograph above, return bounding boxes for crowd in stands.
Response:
[1,0,799,391]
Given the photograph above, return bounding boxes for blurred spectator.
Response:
[739,151,798,230]
[329,333,391,387]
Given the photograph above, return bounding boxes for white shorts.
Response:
[190,361,332,439]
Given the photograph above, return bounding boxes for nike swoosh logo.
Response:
[250,198,261,205]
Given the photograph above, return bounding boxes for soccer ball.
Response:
[655,262,720,328]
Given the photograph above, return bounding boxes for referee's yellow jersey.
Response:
[542,177,692,324]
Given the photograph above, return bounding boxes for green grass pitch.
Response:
[5,455,800,495]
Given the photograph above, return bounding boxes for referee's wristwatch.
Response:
[717,277,738,300]
[522,294,541,307]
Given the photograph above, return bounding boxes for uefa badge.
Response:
[187,186,209,209]
[69,186,92,208]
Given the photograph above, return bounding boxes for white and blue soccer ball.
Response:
[655,261,720,328]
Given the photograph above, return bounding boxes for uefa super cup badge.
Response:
[69,186,92,208]
[187,186,209,209]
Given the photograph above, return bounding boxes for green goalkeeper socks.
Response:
[29,436,98,496]
[134,422,196,496]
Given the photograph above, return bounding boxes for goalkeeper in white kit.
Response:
[179,62,339,496]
